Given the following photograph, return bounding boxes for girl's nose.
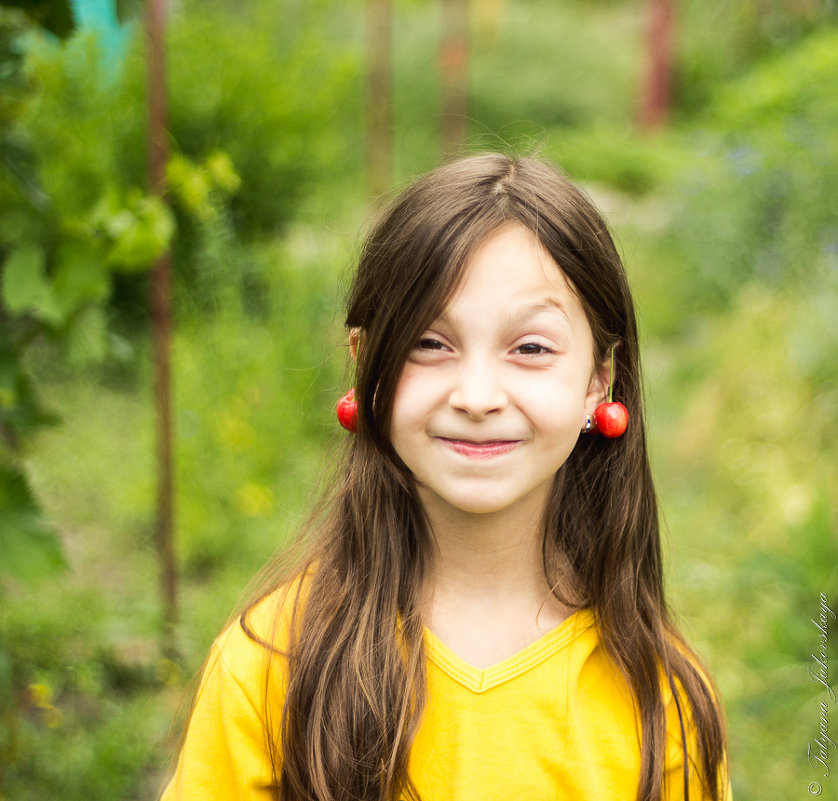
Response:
[448,359,508,419]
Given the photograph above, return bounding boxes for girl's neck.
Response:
[427,505,547,598]
[418,486,572,667]
[421,485,567,599]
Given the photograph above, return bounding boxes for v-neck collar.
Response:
[424,607,595,693]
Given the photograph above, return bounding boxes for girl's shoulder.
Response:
[159,579,310,800]
[211,572,311,688]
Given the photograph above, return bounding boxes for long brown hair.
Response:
[242,153,726,801]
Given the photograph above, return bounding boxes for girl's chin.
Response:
[415,484,552,519]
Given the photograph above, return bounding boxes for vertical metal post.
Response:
[147,0,177,658]
[440,0,468,158]
[366,0,393,202]
[638,0,674,131]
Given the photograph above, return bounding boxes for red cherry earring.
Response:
[336,388,358,432]
[592,346,628,438]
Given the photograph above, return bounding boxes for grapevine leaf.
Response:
[1,243,64,326]
[0,464,66,583]
[105,194,174,272]
[63,304,108,366]
[52,242,110,319]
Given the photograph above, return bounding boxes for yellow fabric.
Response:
[161,592,730,801]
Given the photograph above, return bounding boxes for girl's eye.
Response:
[514,342,554,356]
[417,338,447,351]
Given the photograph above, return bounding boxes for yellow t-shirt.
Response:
[161,590,729,801]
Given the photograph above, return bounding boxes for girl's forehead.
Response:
[447,223,583,311]
[423,223,596,348]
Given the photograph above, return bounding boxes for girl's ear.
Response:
[348,327,363,362]
[585,354,610,413]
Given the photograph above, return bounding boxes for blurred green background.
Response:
[1,0,837,798]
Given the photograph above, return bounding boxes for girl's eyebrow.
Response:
[432,299,571,329]
[508,300,572,325]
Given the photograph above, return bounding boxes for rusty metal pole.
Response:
[366,0,393,202]
[147,0,177,658]
[440,0,468,159]
[638,0,674,131]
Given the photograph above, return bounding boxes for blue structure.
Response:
[70,0,130,66]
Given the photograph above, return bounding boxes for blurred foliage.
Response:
[0,1,359,793]
[469,0,641,132]
[162,0,361,241]
[674,0,838,114]
[649,278,838,799]
[0,223,351,799]
[1,2,836,800]
[630,24,838,800]
[390,0,644,178]
[171,230,348,577]
[0,0,361,585]
[0,0,74,39]
[653,26,838,342]
[0,13,174,591]
[545,125,683,194]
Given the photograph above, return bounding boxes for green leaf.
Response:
[105,194,174,272]
[5,1,76,39]
[1,243,64,326]
[52,242,110,319]
[63,304,108,366]
[0,463,66,583]
[0,330,58,443]
[167,153,215,222]
[205,150,241,194]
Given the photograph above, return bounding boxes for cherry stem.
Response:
[608,346,615,403]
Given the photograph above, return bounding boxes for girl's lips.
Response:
[439,438,520,459]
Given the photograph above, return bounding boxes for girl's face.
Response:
[390,223,607,520]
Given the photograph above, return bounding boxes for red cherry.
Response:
[593,402,628,439]
[336,388,358,432]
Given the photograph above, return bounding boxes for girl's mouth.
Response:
[439,438,520,459]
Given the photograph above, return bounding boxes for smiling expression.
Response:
[389,223,607,520]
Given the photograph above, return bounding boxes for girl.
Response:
[161,153,729,801]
